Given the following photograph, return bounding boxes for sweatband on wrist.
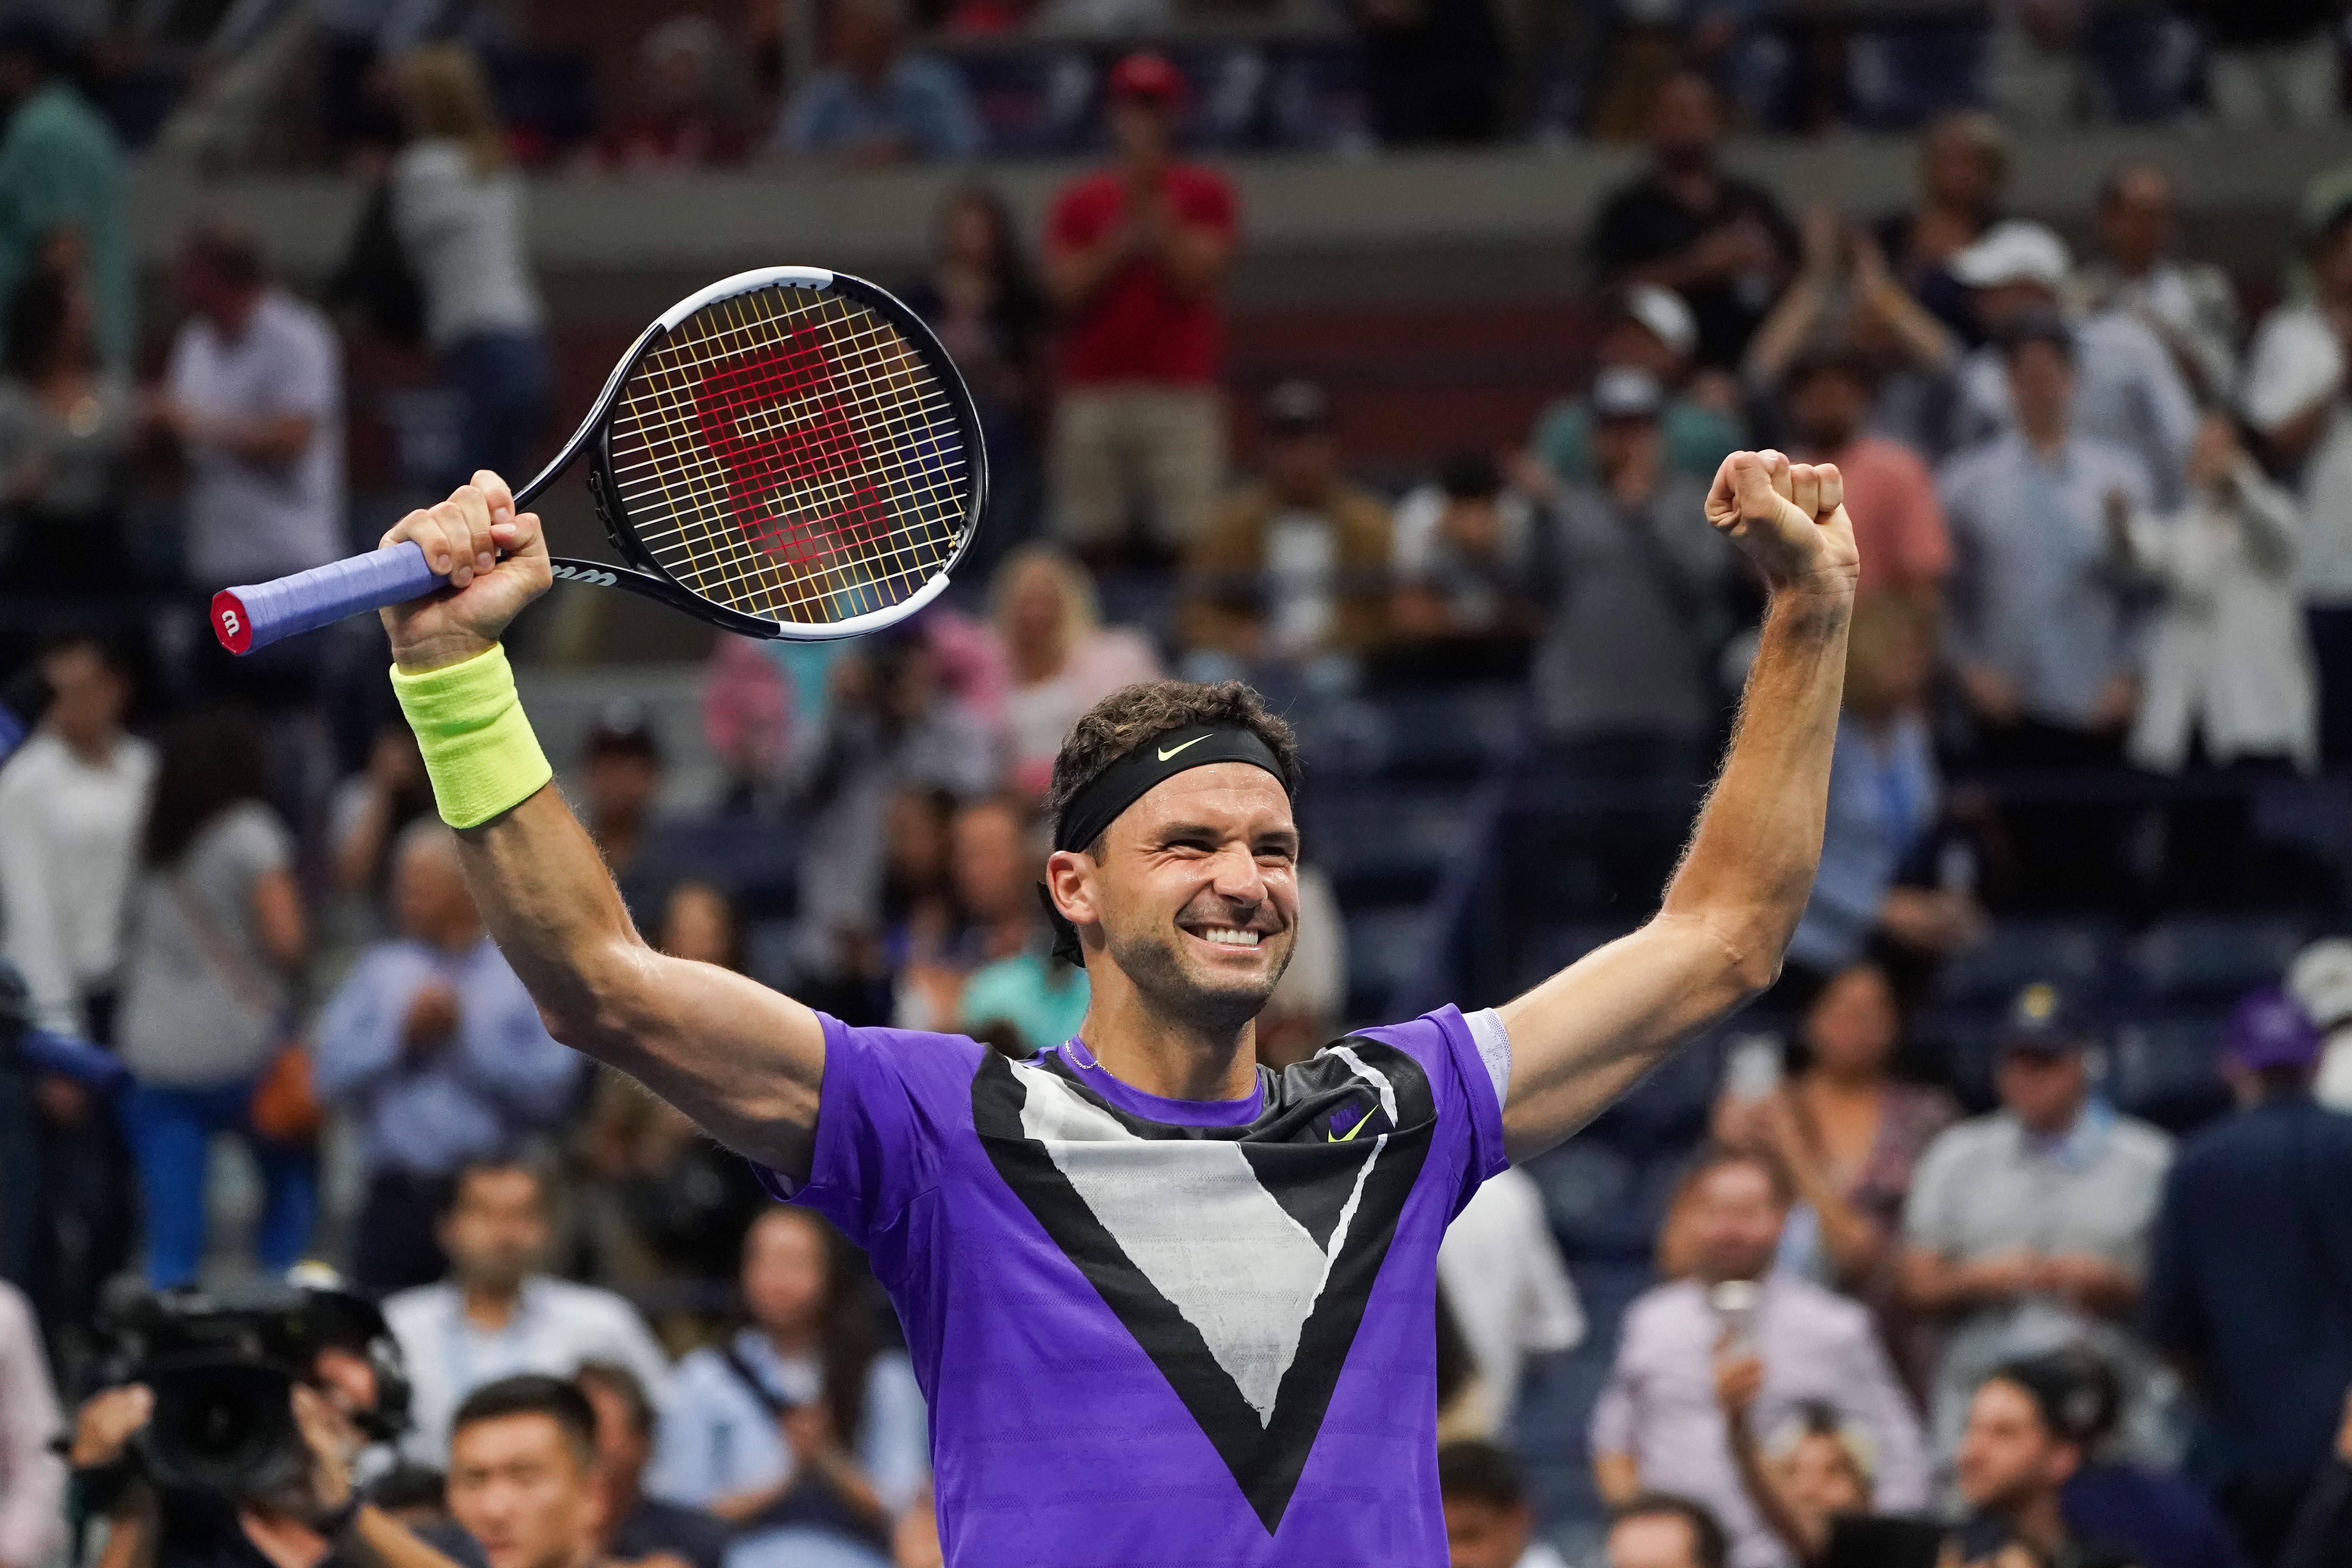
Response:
[390,645,553,830]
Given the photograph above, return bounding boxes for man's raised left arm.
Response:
[1497,449,1857,1161]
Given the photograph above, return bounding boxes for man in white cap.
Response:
[1528,284,1744,494]
[1946,219,2198,508]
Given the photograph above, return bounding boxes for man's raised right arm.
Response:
[379,474,826,1183]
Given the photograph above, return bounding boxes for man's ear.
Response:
[1043,848,1097,929]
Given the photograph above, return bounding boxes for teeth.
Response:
[1199,927,1260,947]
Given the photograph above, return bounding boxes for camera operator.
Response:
[66,1285,470,1568]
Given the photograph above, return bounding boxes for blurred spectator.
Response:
[776,0,980,164]
[387,1160,672,1462]
[951,802,1088,1052]
[2146,988,2352,1563]
[315,822,583,1294]
[905,188,1049,549]
[2280,1390,2352,1568]
[575,884,768,1294]
[2240,200,2352,768]
[1784,598,1981,989]
[1354,0,1506,146]
[326,721,435,944]
[1940,318,2150,903]
[2174,0,2344,127]
[1605,1493,1730,1568]
[1532,367,1732,767]
[891,1489,942,1568]
[576,1361,731,1568]
[1437,1166,1583,1436]
[115,707,312,1289]
[1438,1439,1568,1568]
[1947,221,2198,509]
[446,1375,609,1568]
[1951,1356,2140,1568]
[0,1277,64,1568]
[157,222,344,590]
[0,635,150,1037]
[782,634,996,1008]
[1043,54,1235,562]
[2055,1349,2250,1568]
[1901,983,2175,1468]
[1774,347,1951,610]
[1592,1147,1928,1568]
[1712,964,1958,1396]
[390,46,551,485]
[1529,286,1741,493]
[702,638,795,809]
[1389,452,1539,666]
[0,17,130,375]
[895,793,1030,1030]
[1179,379,1392,679]
[1743,214,1962,466]
[1718,1388,1879,1568]
[0,263,133,592]
[650,1207,929,1565]
[580,702,684,924]
[2067,163,2241,406]
[599,16,753,171]
[1587,72,1796,372]
[990,545,1160,799]
[1872,112,2008,347]
[2114,414,2315,778]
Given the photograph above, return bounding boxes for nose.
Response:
[1205,842,1267,905]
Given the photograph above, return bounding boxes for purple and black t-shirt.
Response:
[752,1005,1512,1567]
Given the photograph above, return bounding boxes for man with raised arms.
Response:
[372,446,1856,1567]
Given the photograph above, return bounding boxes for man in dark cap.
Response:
[2147,988,2352,1562]
[1900,983,2174,1468]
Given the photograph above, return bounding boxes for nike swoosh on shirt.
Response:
[1157,735,1211,762]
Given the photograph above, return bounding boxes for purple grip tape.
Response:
[212,541,448,654]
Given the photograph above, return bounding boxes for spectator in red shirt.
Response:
[1043,52,1237,562]
[1779,344,1951,611]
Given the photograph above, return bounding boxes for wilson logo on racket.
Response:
[207,267,989,656]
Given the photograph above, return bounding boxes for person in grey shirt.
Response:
[115,708,312,1287]
[1535,366,1736,754]
[1940,316,2152,905]
[1900,983,2175,1474]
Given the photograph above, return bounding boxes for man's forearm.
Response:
[1659,583,1851,981]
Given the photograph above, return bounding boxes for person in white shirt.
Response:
[1437,1440,1570,1568]
[2065,162,2242,405]
[2112,413,2317,776]
[0,1279,66,1568]
[157,222,343,590]
[1437,1165,1583,1436]
[386,1160,670,1462]
[0,635,151,1037]
[390,45,549,486]
[2240,200,2352,768]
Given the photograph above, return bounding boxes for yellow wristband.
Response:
[389,646,553,830]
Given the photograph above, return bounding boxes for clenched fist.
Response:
[1704,449,1861,599]
[379,469,555,674]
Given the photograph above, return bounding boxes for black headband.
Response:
[1051,723,1290,852]
[1039,724,1291,967]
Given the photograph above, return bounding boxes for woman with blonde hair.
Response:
[987,544,1160,796]
[389,44,549,483]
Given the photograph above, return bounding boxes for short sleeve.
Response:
[1889,447,1953,584]
[1358,1005,1508,1217]
[215,802,292,882]
[1901,1126,1966,1251]
[761,1015,967,1265]
[1047,180,1107,254]
[1175,171,1237,238]
[262,313,339,420]
[2242,311,2342,434]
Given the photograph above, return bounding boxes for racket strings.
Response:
[605,285,969,626]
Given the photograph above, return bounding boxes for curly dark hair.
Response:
[1044,679,1301,852]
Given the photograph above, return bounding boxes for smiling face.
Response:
[1052,763,1301,1037]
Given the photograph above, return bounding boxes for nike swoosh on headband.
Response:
[1157,735,1212,762]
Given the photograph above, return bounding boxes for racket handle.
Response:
[211,542,447,654]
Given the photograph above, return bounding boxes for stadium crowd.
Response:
[5,6,2352,1568]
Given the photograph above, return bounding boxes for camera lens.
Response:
[142,1363,300,1498]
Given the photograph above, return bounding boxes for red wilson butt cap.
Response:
[212,588,255,654]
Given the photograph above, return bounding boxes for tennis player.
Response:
[376,447,1855,1567]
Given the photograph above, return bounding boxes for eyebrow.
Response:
[1151,822,1300,853]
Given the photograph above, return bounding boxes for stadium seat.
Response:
[2109,1012,2233,1134]
[2126,916,2312,1006]
[1939,919,2125,1007]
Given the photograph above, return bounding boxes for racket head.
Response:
[583,267,988,641]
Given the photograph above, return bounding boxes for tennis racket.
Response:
[211,266,987,655]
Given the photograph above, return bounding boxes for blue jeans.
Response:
[442,329,552,487]
[120,1080,317,1288]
